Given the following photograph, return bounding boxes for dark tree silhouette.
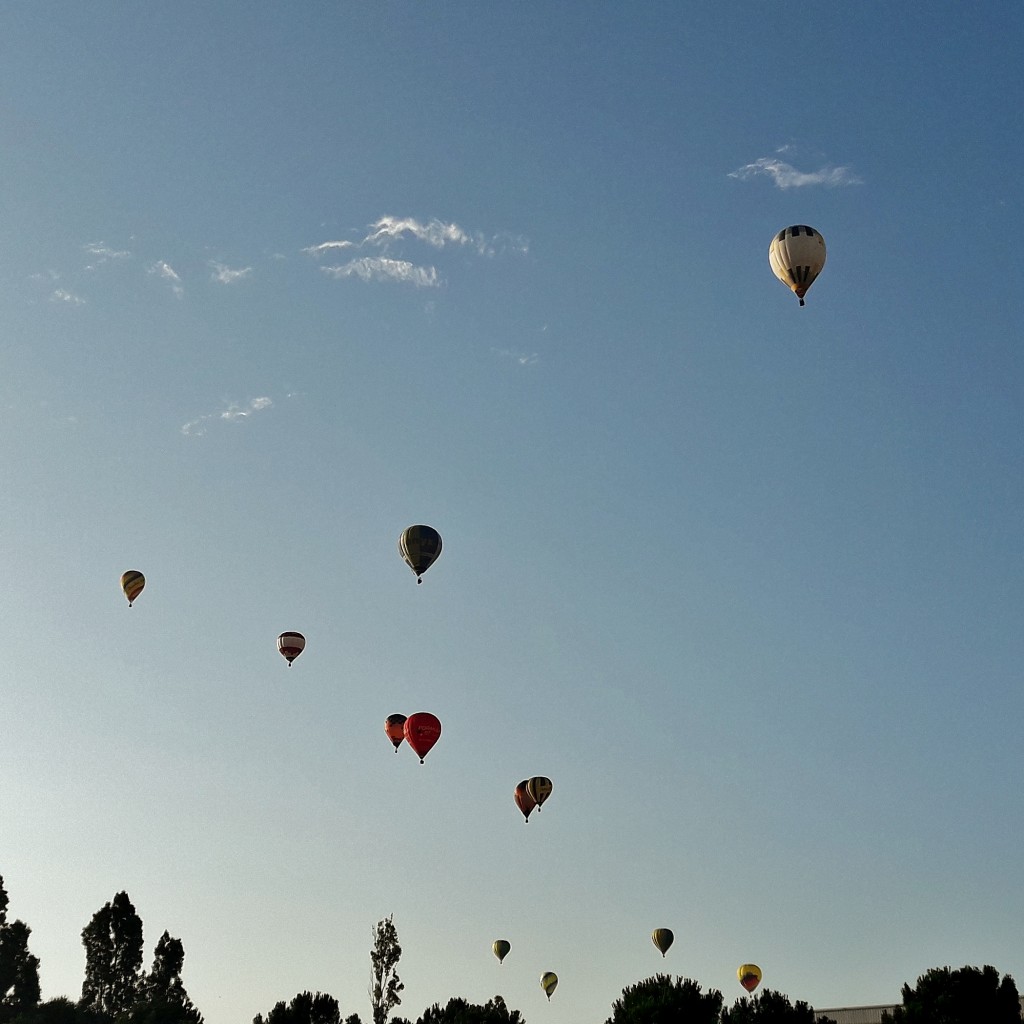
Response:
[720,988,837,1024]
[253,991,345,1024]
[80,893,144,1018]
[881,965,1021,1024]
[369,917,403,1024]
[605,975,723,1024]
[413,995,524,1024]
[0,877,41,1022]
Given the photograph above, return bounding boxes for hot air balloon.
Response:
[769,225,826,306]
[514,780,537,822]
[652,928,674,957]
[277,632,305,665]
[540,972,558,1000]
[385,714,407,752]
[120,571,145,607]
[738,964,762,993]
[399,525,442,583]
[404,712,441,762]
[492,940,510,964]
[526,776,553,810]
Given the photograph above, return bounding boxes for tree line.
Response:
[2,875,1019,1024]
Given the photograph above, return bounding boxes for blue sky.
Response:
[2,3,1022,1022]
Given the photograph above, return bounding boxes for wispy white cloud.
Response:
[50,288,85,305]
[209,261,252,284]
[321,257,440,288]
[83,243,131,268]
[149,260,184,297]
[182,396,274,436]
[492,347,538,366]
[304,216,529,263]
[729,156,862,189]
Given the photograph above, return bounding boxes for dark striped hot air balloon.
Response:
[492,940,510,964]
[385,714,407,752]
[540,973,558,1001]
[399,525,442,583]
[652,928,674,957]
[526,776,553,811]
[277,632,305,666]
[120,571,145,607]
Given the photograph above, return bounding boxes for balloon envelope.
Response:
[404,712,442,762]
[120,570,145,606]
[652,928,674,957]
[385,714,407,751]
[768,225,826,305]
[526,776,553,809]
[540,972,558,1000]
[492,940,510,964]
[514,780,537,822]
[738,965,762,992]
[399,525,442,582]
[277,632,305,665]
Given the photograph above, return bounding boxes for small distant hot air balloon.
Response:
[540,972,558,1001]
[492,939,510,964]
[738,964,762,993]
[769,225,826,306]
[385,714,407,752]
[526,776,553,811]
[404,712,441,762]
[120,571,145,607]
[514,780,537,822]
[277,632,305,665]
[399,525,442,583]
[652,928,674,957]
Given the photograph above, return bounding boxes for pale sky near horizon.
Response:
[2,4,1023,1023]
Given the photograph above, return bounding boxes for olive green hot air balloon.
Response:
[652,928,673,957]
[399,525,442,583]
[120,571,145,607]
[492,939,510,964]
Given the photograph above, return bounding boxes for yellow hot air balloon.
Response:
[652,928,674,957]
[492,939,510,964]
[399,525,442,583]
[540,972,558,1000]
[277,632,305,665]
[120,571,145,607]
[769,225,826,306]
[738,964,762,993]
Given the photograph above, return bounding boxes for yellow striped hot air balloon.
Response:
[492,939,510,964]
[526,776,553,810]
[120,571,145,607]
[652,928,673,957]
[540,972,558,1000]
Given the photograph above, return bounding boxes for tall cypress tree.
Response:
[80,892,144,1017]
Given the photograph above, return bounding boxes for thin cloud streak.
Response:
[182,396,273,436]
[320,257,440,288]
[50,288,85,305]
[729,156,863,188]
